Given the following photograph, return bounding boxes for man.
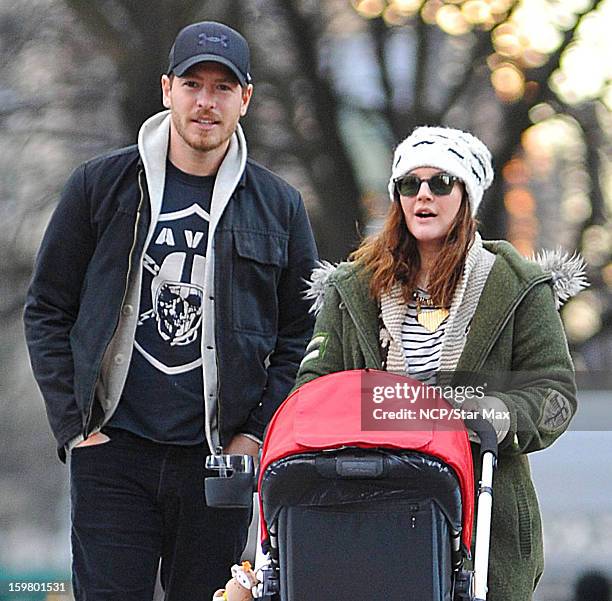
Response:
[24,21,317,600]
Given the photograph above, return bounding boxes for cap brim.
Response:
[171,54,248,86]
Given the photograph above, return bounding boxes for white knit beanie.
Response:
[388,126,494,215]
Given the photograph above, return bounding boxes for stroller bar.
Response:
[463,416,497,601]
[473,451,496,601]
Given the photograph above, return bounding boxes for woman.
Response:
[295,126,586,601]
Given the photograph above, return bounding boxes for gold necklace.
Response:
[413,291,449,333]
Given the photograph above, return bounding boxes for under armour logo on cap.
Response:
[168,21,251,86]
[198,33,229,48]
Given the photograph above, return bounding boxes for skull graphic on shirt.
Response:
[151,252,204,346]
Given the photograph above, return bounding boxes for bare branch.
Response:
[495,0,605,178]
[277,0,366,258]
[412,18,430,125]
[528,0,605,94]
[177,0,207,23]
[437,31,491,121]
[63,0,128,61]
[0,3,49,68]
[369,18,401,139]
[559,101,608,229]
[437,0,521,122]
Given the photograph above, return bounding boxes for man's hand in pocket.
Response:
[75,432,111,448]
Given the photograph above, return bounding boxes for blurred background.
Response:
[0,0,610,599]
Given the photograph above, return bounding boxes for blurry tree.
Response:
[58,0,610,263]
[339,0,609,246]
[0,0,101,563]
[62,0,205,135]
[0,0,126,322]
[60,0,366,259]
[238,0,611,357]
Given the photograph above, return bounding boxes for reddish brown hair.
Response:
[350,191,477,306]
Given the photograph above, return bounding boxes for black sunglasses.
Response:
[394,173,460,197]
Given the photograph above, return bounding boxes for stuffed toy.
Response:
[212,561,260,601]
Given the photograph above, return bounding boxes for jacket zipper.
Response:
[83,168,146,438]
[472,274,551,372]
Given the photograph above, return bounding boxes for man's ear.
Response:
[161,74,172,109]
[239,84,253,117]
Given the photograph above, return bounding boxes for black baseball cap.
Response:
[167,21,251,86]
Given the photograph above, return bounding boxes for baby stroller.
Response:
[254,369,498,601]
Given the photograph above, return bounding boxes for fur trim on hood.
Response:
[304,249,588,315]
[303,260,337,315]
[531,248,589,309]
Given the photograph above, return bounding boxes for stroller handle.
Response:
[463,416,498,460]
[464,417,498,601]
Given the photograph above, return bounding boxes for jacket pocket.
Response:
[232,229,288,334]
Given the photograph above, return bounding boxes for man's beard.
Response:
[173,112,234,154]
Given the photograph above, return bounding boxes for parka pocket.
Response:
[232,229,288,334]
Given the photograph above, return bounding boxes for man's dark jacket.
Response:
[24,120,317,461]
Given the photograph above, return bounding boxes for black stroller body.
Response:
[261,447,465,600]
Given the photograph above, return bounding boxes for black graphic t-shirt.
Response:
[109,161,214,444]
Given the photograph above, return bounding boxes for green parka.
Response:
[294,240,579,601]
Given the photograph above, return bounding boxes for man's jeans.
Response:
[69,428,250,601]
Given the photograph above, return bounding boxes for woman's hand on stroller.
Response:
[462,396,511,445]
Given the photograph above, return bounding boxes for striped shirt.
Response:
[401,295,448,385]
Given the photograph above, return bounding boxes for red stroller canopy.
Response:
[259,369,475,549]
